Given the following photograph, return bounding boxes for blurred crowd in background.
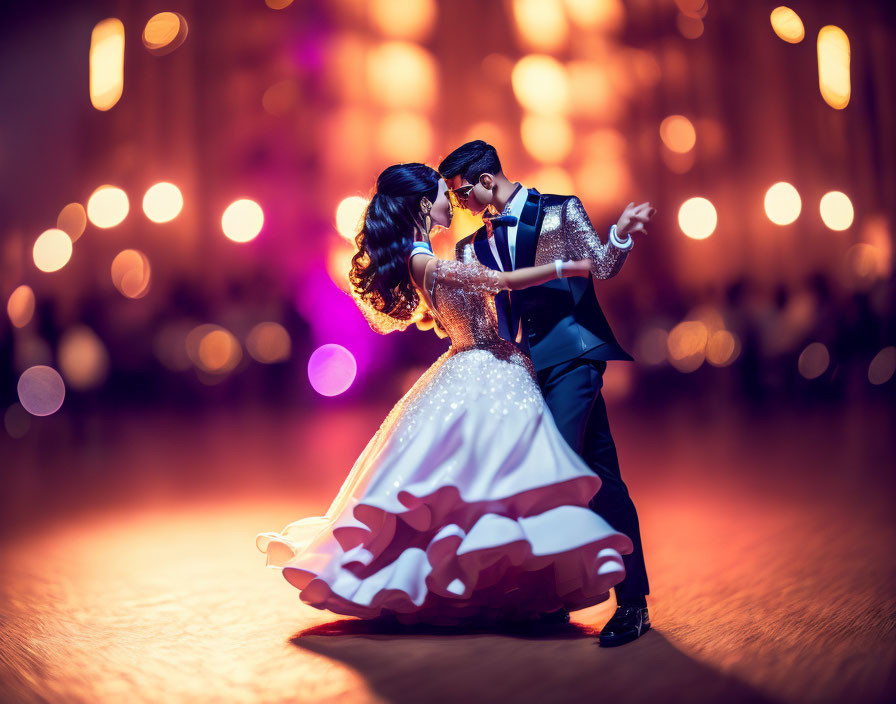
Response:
[1,0,894,442]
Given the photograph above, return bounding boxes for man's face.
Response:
[445,174,494,215]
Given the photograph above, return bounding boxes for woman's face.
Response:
[430,179,453,229]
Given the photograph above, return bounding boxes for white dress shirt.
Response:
[487,184,529,271]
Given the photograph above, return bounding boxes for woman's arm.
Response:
[499,259,592,290]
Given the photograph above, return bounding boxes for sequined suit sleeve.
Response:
[433,258,508,295]
[561,196,632,280]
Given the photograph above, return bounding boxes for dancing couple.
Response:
[257,140,655,647]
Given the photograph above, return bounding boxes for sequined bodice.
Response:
[428,259,509,352]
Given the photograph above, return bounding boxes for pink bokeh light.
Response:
[307,344,357,396]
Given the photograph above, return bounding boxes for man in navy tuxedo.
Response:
[439,140,655,647]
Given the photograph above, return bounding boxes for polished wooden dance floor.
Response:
[1,398,894,703]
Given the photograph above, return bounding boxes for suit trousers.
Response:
[536,356,650,602]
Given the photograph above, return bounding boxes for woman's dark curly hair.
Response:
[349,163,440,323]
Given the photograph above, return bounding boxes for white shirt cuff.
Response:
[609,224,634,250]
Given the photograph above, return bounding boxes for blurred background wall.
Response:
[1,0,894,443]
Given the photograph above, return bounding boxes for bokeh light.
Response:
[511,55,568,115]
[659,115,696,153]
[764,182,802,225]
[819,191,854,231]
[565,0,625,32]
[7,285,36,328]
[33,229,73,273]
[4,403,31,439]
[222,199,264,242]
[335,196,369,241]
[770,7,805,43]
[520,114,573,164]
[87,186,129,228]
[868,347,896,386]
[247,322,292,364]
[143,182,184,223]
[89,18,124,111]
[512,0,568,52]
[844,243,885,291]
[308,344,357,396]
[57,203,87,242]
[17,365,66,416]
[798,342,830,379]
[370,0,436,40]
[676,13,704,40]
[706,330,740,367]
[198,329,242,374]
[142,12,188,56]
[377,111,433,162]
[58,326,110,390]
[527,167,574,196]
[817,25,850,110]
[111,249,152,299]
[265,0,294,8]
[666,320,708,373]
[366,42,436,110]
[678,197,717,239]
[262,79,299,116]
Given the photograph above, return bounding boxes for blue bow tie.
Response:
[484,214,518,229]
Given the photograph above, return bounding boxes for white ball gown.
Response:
[256,254,633,625]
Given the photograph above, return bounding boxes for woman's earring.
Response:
[424,213,432,233]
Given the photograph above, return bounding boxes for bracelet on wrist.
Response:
[554,259,564,279]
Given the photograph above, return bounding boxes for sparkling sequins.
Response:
[534,196,631,280]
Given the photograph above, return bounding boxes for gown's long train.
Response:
[256,257,633,625]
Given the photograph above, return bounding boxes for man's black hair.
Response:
[438,140,502,185]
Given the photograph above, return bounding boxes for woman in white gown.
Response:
[256,163,633,625]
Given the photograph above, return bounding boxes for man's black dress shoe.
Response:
[598,605,650,647]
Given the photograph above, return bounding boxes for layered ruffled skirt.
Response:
[256,347,633,625]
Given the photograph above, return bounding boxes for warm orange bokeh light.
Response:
[58,326,109,390]
[7,285,36,328]
[770,7,805,43]
[520,114,573,164]
[143,182,184,223]
[366,42,437,110]
[142,12,188,56]
[667,320,708,373]
[57,203,87,242]
[197,329,242,374]
[87,186,129,228]
[512,0,568,52]
[377,111,433,162]
[819,191,854,231]
[111,249,151,299]
[678,198,717,239]
[512,55,568,115]
[527,167,574,196]
[565,0,625,32]
[247,322,292,364]
[90,18,124,111]
[764,182,801,225]
[335,196,370,241]
[817,25,850,110]
[370,0,436,40]
[706,330,740,367]
[659,115,696,154]
[222,199,264,242]
[33,229,73,273]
